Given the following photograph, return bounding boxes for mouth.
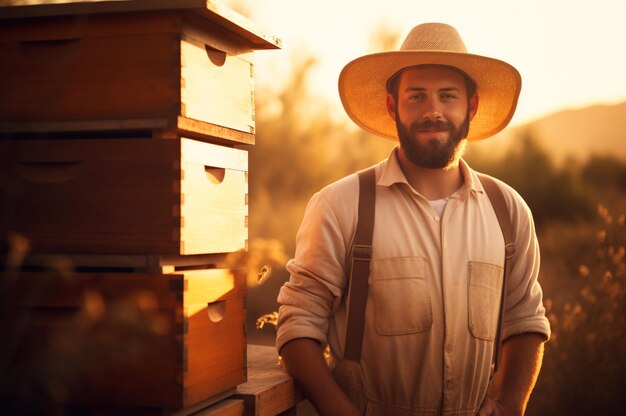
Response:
[416,127,448,133]
[413,120,452,134]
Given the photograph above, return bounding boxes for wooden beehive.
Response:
[0,0,281,145]
[0,2,281,412]
[3,267,246,410]
[0,137,248,255]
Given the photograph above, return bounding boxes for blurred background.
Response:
[226,0,626,414]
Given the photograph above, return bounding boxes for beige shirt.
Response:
[277,147,550,415]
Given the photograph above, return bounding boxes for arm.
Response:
[478,183,550,415]
[280,338,360,416]
[276,189,360,414]
[478,333,545,416]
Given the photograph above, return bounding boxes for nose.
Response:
[422,98,443,120]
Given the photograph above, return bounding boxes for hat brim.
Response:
[338,51,521,141]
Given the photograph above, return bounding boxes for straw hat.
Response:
[338,23,521,141]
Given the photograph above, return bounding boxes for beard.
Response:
[396,111,470,170]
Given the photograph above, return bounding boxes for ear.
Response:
[386,93,397,119]
[468,93,479,121]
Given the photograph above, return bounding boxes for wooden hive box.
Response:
[2,267,247,410]
[0,0,281,145]
[0,137,248,255]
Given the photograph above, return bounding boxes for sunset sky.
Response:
[238,0,626,127]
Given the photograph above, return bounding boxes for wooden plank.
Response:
[0,9,182,41]
[0,34,181,122]
[197,1,281,50]
[234,345,304,416]
[0,139,182,255]
[176,116,256,145]
[0,118,171,134]
[184,270,247,405]
[3,269,247,409]
[181,34,255,135]
[180,168,248,255]
[181,140,248,255]
[0,138,250,255]
[7,271,184,308]
[0,117,255,146]
[0,0,281,50]
[181,138,248,171]
[4,273,184,408]
[192,399,245,416]
[182,11,256,60]
[0,0,204,19]
[1,252,230,273]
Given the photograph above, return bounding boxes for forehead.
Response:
[398,65,467,90]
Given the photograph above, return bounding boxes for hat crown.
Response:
[400,23,467,53]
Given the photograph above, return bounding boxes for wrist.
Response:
[317,394,360,416]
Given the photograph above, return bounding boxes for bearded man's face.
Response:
[391,66,474,169]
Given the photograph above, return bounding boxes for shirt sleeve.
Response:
[276,191,349,353]
[501,185,552,342]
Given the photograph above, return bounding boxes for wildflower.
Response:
[256,311,279,329]
[258,265,272,284]
[578,265,590,277]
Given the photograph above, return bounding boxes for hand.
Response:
[477,398,519,416]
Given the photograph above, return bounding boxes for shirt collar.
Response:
[378,146,486,201]
[378,146,410,188]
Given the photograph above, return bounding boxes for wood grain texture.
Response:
[183,269,247,404]
[2,268,246,409]
[0,10,181,42]
[0,8,266,143]
[0,0,281,49]
[0,138,248,255]
[0,33,181,122]
[193,399,245,416]
[180,138,248,254]
[181,33,255,134]
[176,116,256,145]
[234,345,304,416]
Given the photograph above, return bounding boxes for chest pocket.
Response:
[468,261,504,341]
[370,257,433,335]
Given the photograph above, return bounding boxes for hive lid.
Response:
[0,0,281,50]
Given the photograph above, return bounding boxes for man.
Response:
[276,23,550,416]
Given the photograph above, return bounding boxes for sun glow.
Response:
[233,0,626,127]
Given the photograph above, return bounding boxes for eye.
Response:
[408,93,426,101]
[441,93,458,101]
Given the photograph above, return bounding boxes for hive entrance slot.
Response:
[207,300,226,322]
[204,166,226,184]
[205,45,227,66]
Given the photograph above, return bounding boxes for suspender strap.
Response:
[477,174,516,375]
[344,167,376,362]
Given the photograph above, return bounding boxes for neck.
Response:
[397,147,464,200]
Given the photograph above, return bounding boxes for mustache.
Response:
[411,119,455,132]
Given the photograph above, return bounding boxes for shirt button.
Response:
[445,380,454,390]
[434,215,441,222]
[445,344,454,353]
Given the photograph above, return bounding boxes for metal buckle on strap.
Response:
[505,242,516,260]
[352,244,373,261]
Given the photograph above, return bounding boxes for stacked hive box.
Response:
[0,1,280,414]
